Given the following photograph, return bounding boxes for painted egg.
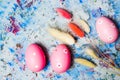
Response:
[50,44,71,73]
[96,16,119,43]
[25,44,46,72]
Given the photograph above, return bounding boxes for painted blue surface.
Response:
[0,0,120,79]
[9,48,15,53]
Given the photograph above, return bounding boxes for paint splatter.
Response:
[9,48,15,53]
[16,0,23,9]
[79,0,83,3]
[0,0,120,80]
[16,43,23,49]
[0,44,4,50]
[6,16,20,34]
[91,8,103,18]
[7,61,14,67]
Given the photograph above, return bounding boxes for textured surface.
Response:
[0,0,120,80]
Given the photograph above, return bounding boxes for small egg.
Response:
[50,44,71,73]
[96,16,119,43]
[25,44,46,72]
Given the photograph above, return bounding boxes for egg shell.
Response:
[25,44,46,72]
[50,44,71,73]
[96,16,119,43]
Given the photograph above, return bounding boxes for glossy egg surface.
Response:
[50,44,71,73]
[96,16,119,43]
[25,44,46,72]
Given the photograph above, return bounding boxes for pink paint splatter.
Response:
[25,1,34,8]
[18,63,26,71]
[16,0,21,6]
[6,16,20,35]
[46,73,54,78]
[99,60,110,68]
[16,0,23,9]
[60,0,65,2]
[31,78,35,80]
[60,0,65,3]
[14,58,19,63]
[24,0,37,8]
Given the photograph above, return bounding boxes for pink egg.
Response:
[25,44,46,72]
[96,16,119,43]
[50,44,71,73]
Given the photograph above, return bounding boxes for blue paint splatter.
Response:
[6,78,9,80]
[74,53,81,58]
[19,66,23,71]
[111,74,115,79]
[20,14,24,18]
[0,11,4,15]
[19,22,27,28]
[91,8,104,18]
[7,61,14,66]
[33,6,37,10]
[17,54,25,62]
[21,53,25,57]
[64,0,70,7]
[79,0,83,3]
[114,55,120,67]
[108,43,115,47]
[0,44,4,50]
[0,34,3,41]
[55,74,61,78]
[43,61,50,71]
[17,57,23,62]
[86,71,94,76]
[41,74,45,77]
[13,4,18,11]
[110,0,120,14]
[9,48,15,53]
[66,68,80,80]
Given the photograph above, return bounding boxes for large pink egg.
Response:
[50,44,71,73]
[25,44,46,72]
[96,16,119,43]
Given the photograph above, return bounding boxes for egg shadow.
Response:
[34,42,49,68]
[108,17,119,28]
[66,45,75,68]
[108,17,120,37]
[108,17,120,51]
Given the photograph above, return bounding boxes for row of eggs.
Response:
[26,44,71,73]
[25,12,119,73]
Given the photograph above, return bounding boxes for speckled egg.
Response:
[50,44,71,73]
[96,16,119,43]
[25,44,46,72]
